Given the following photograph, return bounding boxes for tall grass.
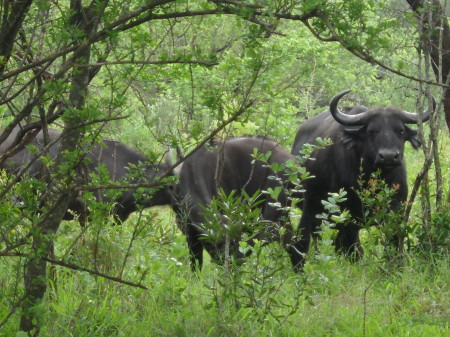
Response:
[1,205,448,337]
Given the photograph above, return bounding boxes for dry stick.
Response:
[1,252,148,290]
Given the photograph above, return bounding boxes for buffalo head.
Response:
[330,90,431,169]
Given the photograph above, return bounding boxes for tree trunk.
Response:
[18,1,105,334]
[406,0,450,131]
[0,0,33,75]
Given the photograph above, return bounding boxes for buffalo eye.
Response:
[396,129,405,137]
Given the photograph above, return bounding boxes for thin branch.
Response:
[0,233,32,254]
[1,252,148,290]
[79,98,255,194]
[362,279,377,337]
[0,59,56,106]
[67,114,130,131]
[302,19,338,42]
[317,12,450,89]
[403,155,433,223]
[210,0,265,9]
[0,104,65,164]
[72,59,218,67]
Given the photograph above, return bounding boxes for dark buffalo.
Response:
[291,90,431,264]
[173,136,304,271]
[0,126,173,224]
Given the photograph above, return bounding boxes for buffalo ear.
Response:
[405,125,421,149]
[342,126,365,149]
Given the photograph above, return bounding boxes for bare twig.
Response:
[1,251,148,290]
[72,59,218,67]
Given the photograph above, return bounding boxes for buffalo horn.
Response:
[329,90,370,126]
[399,109,431,124]
[331,90,434,125]
[400,96,435,124]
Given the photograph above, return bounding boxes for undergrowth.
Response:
[1,206,448,337]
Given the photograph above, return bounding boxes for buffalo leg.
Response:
[186,223,203,271]
[334,226,363,261]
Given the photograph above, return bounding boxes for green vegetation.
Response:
[0,0,449,336]
[1,207,448,336]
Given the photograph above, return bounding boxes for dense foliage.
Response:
[0,0,448,336]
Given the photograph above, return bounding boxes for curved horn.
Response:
[330,90,371,126]
[400,96,435,124]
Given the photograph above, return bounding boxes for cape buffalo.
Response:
[173,137,305,271]
[291,90,431,264]
[0,126,173,224]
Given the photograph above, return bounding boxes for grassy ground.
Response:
[1,205,448,337]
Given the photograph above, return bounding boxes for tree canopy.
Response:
[0,1,448,335]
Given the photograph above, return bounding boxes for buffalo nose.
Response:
[376,149,401,167]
